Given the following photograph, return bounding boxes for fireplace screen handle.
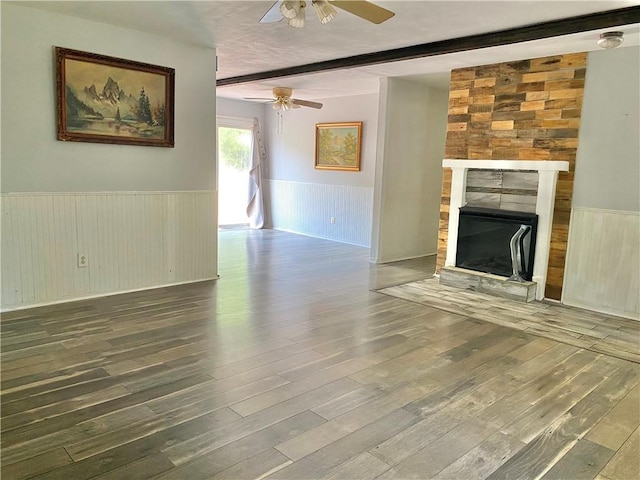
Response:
[508,225,531,283]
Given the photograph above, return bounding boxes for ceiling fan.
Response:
[260,0,395,28]
[245,87,323,111]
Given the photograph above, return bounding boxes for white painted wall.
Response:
[217,97,266,126]
[1,3,217,193]
[264,93,378,246]
[573,47,640,212]
[1,4,218,310]
[563,46,640,319]
[371,78,448,263]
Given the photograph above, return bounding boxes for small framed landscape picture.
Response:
[56,47,175,147]
[315,122,362,171]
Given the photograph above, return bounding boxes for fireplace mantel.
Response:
[443,159,569,171]
[443,159,569,300]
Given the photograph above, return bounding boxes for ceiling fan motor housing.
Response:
[273,87,293,97]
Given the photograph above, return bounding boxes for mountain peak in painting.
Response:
[74,78,136,119]
[101,77,123,104]
[84,84,99,100]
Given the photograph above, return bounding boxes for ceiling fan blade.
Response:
[291,99,323,109]
[260,1,284,23]
[243,97,276,102]
[330,0,395,24]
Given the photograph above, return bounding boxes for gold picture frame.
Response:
[56,47,175,147]
[315,122,362,171]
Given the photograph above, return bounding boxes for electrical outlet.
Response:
[330,217,336,224]
[78,254,88,268]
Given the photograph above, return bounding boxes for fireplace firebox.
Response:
[456,206,538,281]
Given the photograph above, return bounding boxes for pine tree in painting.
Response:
[138,87,153,125]
[154,101,165,127]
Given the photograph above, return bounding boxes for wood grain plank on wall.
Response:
[0,192,217,311]
[563,208,639,319]
[437,52,587,300]
[436,168,453,271]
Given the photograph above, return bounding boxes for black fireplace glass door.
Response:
[456,207,537,280]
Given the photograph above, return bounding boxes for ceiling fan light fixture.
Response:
[273,96,294,111]
[280,0,301,19]
[597,31,624,49]
[287,16,305,28]
[287,2,306,28]
[313,0,336,24]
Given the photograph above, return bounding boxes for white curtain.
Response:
[247,117,266,229]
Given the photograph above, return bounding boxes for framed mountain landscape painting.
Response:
[56,47,175,147]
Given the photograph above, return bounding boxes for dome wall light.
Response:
[597,31,624,49]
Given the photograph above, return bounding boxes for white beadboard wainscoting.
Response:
[266,180,373,247]
[563,208,639,320]
[1,191,217,311]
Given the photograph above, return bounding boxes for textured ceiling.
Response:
[20,1,640,101]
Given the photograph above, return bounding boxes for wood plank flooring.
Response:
[1,229,639,480]
[378,279,640,364]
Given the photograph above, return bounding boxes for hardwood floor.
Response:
[379,279,640,364]
[1,229,639,480]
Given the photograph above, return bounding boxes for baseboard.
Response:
[370,251,438,264]
[0,277,219,313]
[561,298,639,322]
[270,227,370,248]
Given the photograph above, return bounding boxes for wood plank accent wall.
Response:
[436,53,587,300]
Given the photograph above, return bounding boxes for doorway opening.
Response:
[217,125,252,228]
